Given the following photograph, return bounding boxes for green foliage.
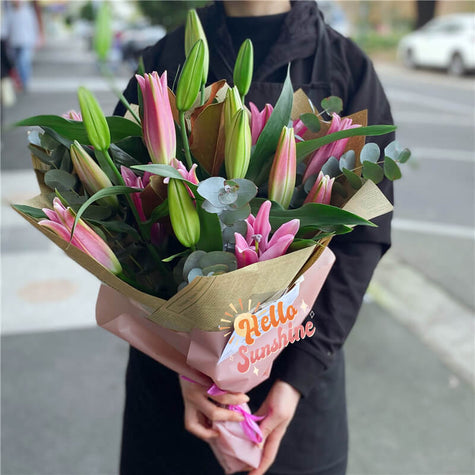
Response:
[137,0,210,31]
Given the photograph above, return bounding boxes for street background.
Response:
[1,1,474,474]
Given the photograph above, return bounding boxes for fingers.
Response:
[199,397,245,423]
[208,391,249,406]
[249,426,286,475]
[183,406,219,441]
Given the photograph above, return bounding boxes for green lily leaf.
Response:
[71,186,141,236]
[145,199,169,224]
[296,224,353,238]
[288,239,317,252]
[250,198,375,230]
[246,66,293,184]
[296,125,397,163]
[384,156,402,180]
[196,202,223,252]
[15,115,142,144]
[342,168,363,189]
[12,204,47,220]
[362,160,384,184]
[162,249,191,263]
[131,164,184,180]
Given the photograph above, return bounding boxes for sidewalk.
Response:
[1,38,474,475]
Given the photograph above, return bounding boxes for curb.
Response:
[369,250,474,389]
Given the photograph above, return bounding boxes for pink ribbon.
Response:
[180,376,264,444]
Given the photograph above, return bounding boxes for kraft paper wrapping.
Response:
[95,246,335,474]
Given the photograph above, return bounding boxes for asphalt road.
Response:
[375,63,475,309]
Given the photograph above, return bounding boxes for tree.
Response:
[138,1,210,32]
[415,0,437,29]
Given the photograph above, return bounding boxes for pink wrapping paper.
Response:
[96,246,335,473]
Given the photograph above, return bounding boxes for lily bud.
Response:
[70,141,118,208]
[224,108,252,179]
[185,9,209,87]
[304,171,334,205]
[136,71,176,164]
[176,39,205,111]
[168,178,200,247]
[77,86,111,152]
[233,39,253,98]
[268,126,296,209]
[224,86,243,136]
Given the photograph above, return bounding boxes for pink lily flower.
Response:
[39,198,122,274]
[62,110,82,121]
[304,171,334,205]
[249,102,308,145]
[303,113,360,183]
[121,167,162,245]
[249,102,273,145]
[136,71,176,165]
[268,126,296,210]
[234,200,300,268]
[170,158,199,185]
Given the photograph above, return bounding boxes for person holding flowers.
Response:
[114,1,395,474]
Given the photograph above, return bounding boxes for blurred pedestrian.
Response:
[4,0,44,91]
[115,1,394,474]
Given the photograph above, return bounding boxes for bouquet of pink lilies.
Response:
[13,9,410,473]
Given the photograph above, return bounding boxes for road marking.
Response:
[393,112,474,127]
[409,147,474,163]
[387,88,474,116]
[393,218,475,239]
[30,77,128,93]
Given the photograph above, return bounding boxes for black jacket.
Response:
[115,1,394,398]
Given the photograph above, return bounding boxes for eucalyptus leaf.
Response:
[296,125,397,163]
[220,204,251,225]
[362,160,384,184]
[44,169,77,191]
[339,150,356,172]
[88,219,140,238]
[246,66,293,183]
[342,168,362,189]
[321,156,340,177]
[398,148,411,163]
[321,96,343,115]
[299,113,321,133]
[360,142,380,163]
[384,140,402,160]
[384,156,402,180]
[28,144,59,166]
[183,250,207,277]
[12,204,47,220]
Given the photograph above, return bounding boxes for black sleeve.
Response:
[273,40,395,397]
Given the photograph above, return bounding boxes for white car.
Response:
[398,13,475,76]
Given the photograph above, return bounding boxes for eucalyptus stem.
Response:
[179,111,193,169]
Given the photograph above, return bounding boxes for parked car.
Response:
[398,13,475,76]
